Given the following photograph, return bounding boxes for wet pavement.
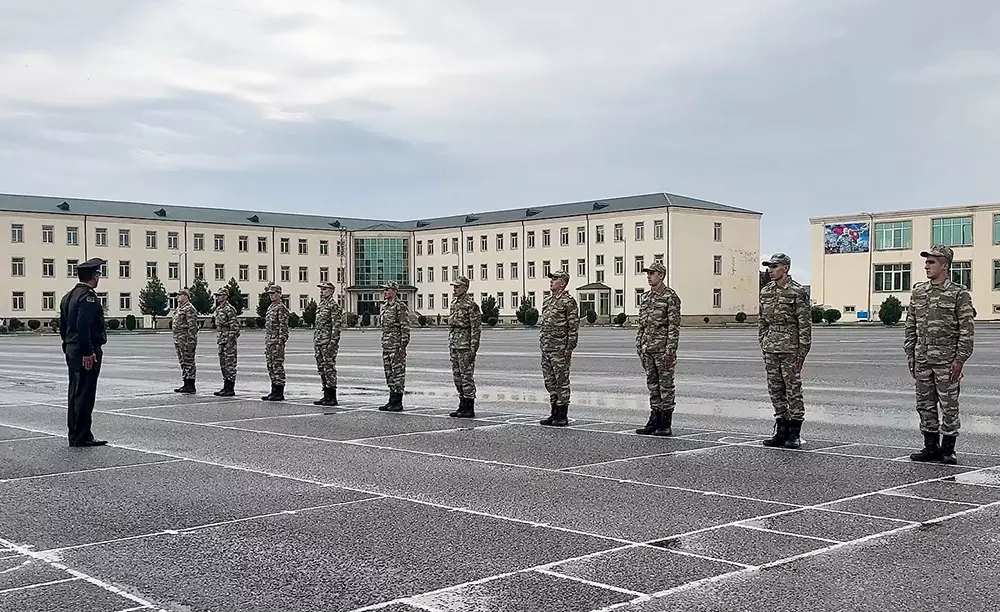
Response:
[0,325,998,611]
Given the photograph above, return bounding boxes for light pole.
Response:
[861,212,874,322]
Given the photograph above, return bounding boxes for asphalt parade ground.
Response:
[1,324,999,611]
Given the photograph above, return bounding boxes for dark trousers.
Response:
[65,348,102,444]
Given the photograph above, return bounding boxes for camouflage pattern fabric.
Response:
[764,352,804,419]
[636,285,681,411]
[449,293,481,398]
[539,291,579,403]
[214,302,239,382]
[904,278,975,436]
[172,302,199,379]
[264,300,289,385]
[313,297,343,388]
[758,277,811,420]
[380,297,410,393]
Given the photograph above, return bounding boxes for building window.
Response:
[614,224,623,242]
[428,293,435,309]
[214,234,225,251]
[654,254,664,265]
[874,263,911,292]
[416,240,423,256]
[280,238,290,254]
[298,266,308,283]
[614,256,623,275]
[442,266,449,282]
[215,264,226,281]
[96,292,108,309]
[12,292,25,311]
[193,263,204,280]
[258,265,268,282]
[167,232,178,250]
[147,262,158,279]
[298,239,307,255]
[511,262,519,279]
[417,294,424,309]
[713,222,723,242]
[452,265,459,280]
[239,236,249,252]
[320,240,329,256]
[299,295,309,310]
[495,263,503,280]
[337,267,344,283]
[560,227,569,246]
[11,224,23,243]
[168,295,178,310]
[634,256,644,274]
[119,260,131,279]
[428,268,434,283]
[257,237,267,253]
[452,237,459,252]
[42,258,54,277]
[560,259,569,272]
[42,225,53,244]
[635,222,644,241]
[527,261,535,278]
[510,233,518,250]
[118,229,130,248]
[596,270,605,282]
[281,266,291,283]
[577,227,586,244]
[42,292,55,311]
[950,261,972,289]
[467,264,474,278]
[467,236,474,253]
[480,235,488,251]
[67,259,79,277]
[635,289,644,307]
[67,227,79,245]
[577,258,586,277]
[595,225,605,243]
[595,254,604,267]
[713,288,722,308]
[352,237,409,287]
[542,261,551,277]
[320,267,329,282]
[496,234,504,251]
[11,257,24,276]
[145,231,157,249]
[614,289,624,309]
[511,291,519,308]
[95,228,108,247]
[440,238,448,254]
[426,240,434,255]
[528,291,536,307]
[713,255,722,275]
[843,305,856,313]
[874,220,912,250]
[542,230,551,247]
[931,216,973,247]
[527,231,535,248]
[120,293,131,311]
[480,264,488,280]
[416,268,423,283]
[193,233,205,251]
[497,292,505,310]
[654,219,664,240]
[169,262,180,280]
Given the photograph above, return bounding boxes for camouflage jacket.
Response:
[380,298,410,351]
[214,302,240,345]
[172,302,199,346]
[904,279,975,364]
[264,300,289,344]
[314,297,343,347]
[636,285,681,355]
[758,278,811,358]
[448,294,482,351]
[539,291,579,353]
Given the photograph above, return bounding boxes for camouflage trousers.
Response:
[914,361,962,436]
[763,352,804,420]
[541,349,571,404]
[218,340,237,382]
[640,352,675,412]
[450,348,477,398]
[314,342,339,388]
[174,342,196,379]
[382,349,406,393]
[265,340,286,386]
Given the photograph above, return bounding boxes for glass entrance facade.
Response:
[353,237,409,315]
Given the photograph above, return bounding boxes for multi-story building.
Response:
[810,202,1000,321]
[1,191,762,323]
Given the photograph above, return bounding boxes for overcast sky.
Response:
[2,1,998,282]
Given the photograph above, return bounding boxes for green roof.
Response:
[0,191,759,233]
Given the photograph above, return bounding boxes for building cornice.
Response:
[810,202,1000,225]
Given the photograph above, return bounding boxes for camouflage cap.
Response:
[450,275,470,287]
[170,288,190,298]
[548,270,570,281]
[920,244,954,263]
[316,281,336,290]
[214,287,228,296]
[642,262,666,275]
[381,281,399,290]
[266,284,282,293]
[762,253,792,267]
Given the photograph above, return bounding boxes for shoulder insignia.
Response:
[85,296,95,302]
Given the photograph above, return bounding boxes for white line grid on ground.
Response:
[2,412,999,612]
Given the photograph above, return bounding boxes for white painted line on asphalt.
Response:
[113,607,154,612]
[204,413,324,425]
[734,523,843,544]
[104,398,243,412]
[0,576,82,594]
[0,435,56,443]
[344,423,510,443]
[534,568,648,597]
[658,547,756,569]
[879,491,979,507]
[0,459,186,484]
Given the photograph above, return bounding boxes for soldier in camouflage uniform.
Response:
[378,281,410,412]
[539,270,580,427]
[634,262,681,437]
[213,287,240,397]
[905,245,975,465]
[758,253,812,449]
[447,275,482,418]
[261,284,289,401]
[313,281,344,407]
[171,288,200,394]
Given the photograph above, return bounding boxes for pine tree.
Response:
[224,278,245,315]
[303,299,318,327]
[138,277,169,321]
[189,278,213,314]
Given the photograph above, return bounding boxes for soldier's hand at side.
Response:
[950,360,964,382]
[908,358,915,378]
[83,354,96,370]
[795,358,804,373]
[663,354,676,370]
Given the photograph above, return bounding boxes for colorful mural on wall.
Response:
[824,222,870,254]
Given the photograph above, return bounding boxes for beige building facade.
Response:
[810,203,1000,321]
[1,192,761,323]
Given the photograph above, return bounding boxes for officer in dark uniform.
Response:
[59,258,109,447]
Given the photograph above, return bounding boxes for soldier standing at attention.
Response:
[539,270,579,427]
[213,287,240,397]
[378,281,410,412]
[261,285,289,401]
[171,289,199,394]
[758,253,811,449]
[634,262,681,437]
[59,258,109,447]
[905,245,975,465]
[313,281,343,407]
[447,275,481,418]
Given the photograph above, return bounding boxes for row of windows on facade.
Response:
[867,261,1000,292]
[414,254,726,283]
[8,291,345,314]
[413,287,725,312]
[9,258,346,284]
[7,224,345,255]
[865,216,1000,250]
[414,221,725,256]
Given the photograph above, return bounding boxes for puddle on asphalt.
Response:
[947,471,1000,487]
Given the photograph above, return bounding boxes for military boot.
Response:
[551,404,570,427]
[313,387,333,406]
[635,410,658,435]
[450,397,475,418]
[175,379,196,394]
[383,391,403,412]
[909,432,942,462]
[762,418,788,447]
[262,384,284,401]
[939,435,958,465]
[784,419,803,449]
[214,379,235,397]
[327,387,338,407]
[653,410,674,436]
[540,398,558,426]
